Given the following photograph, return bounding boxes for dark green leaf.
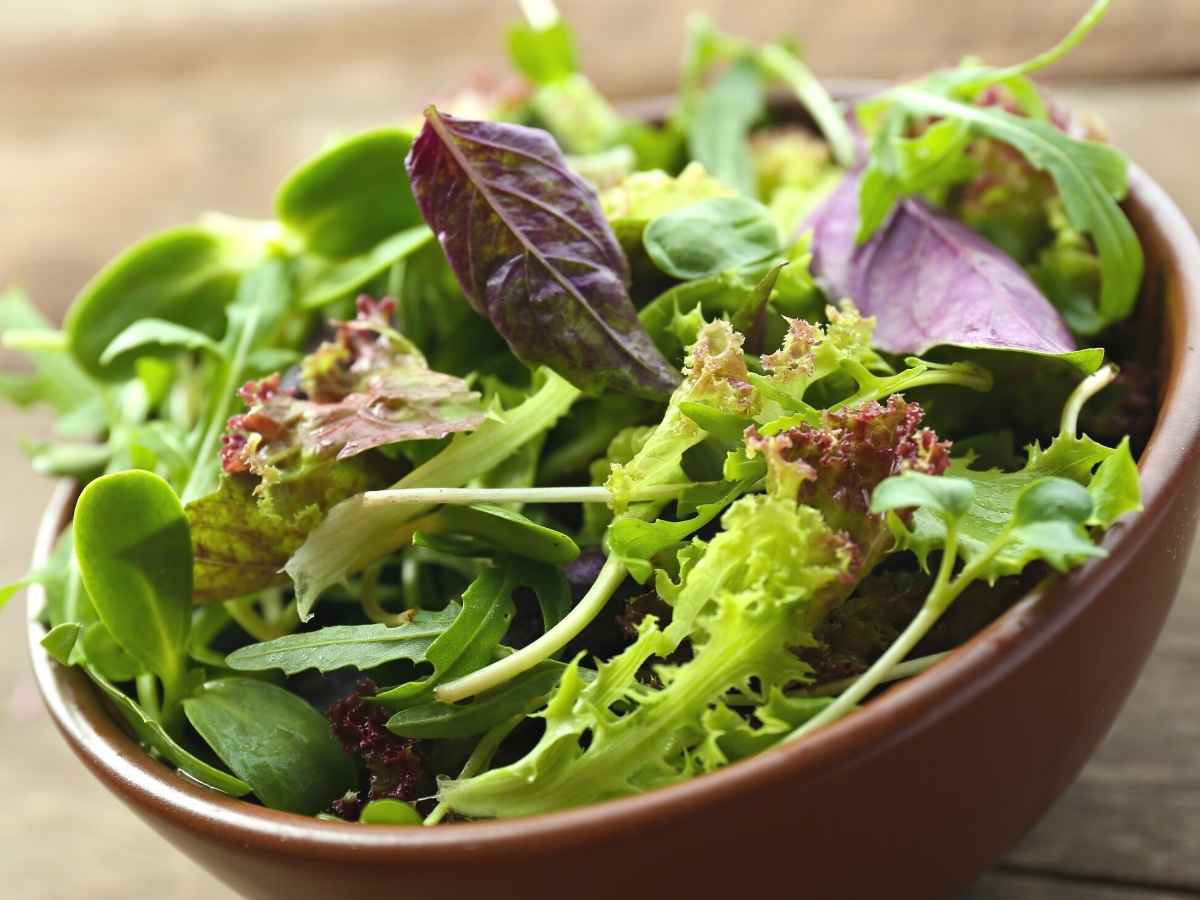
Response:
[225,607,459,675]
[1012,476,1093,526]
[275,128,422,258]
[74,470,192,687]
[88,665,251,796]
[643,196,781,281]
[183,678,355,814]
[387,660,567,738]
[373,561,524,707]
[432,504,580,565]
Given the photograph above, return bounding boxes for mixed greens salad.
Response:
[2,0,1153,824]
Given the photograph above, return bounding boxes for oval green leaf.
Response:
[183,678,355,814]
[275,128,422,258]
[359,799,423,825]
[65,226,264,379]
[643,195,782,281]
[74,470,193,686]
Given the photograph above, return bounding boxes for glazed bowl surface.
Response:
[25,95,1200,900]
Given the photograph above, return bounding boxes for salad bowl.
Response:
[25,81,1200,897]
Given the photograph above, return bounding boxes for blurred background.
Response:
[1,2,1197,898]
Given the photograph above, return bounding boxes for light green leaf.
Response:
[40,623,81,665]
[99,318,222,366]
[359,799,422,825]
[686,59,765,196]
[871,472,976,521]
[74,470,192,689]
[295,226,433,309]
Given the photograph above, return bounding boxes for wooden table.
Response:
[1,3,1197,897]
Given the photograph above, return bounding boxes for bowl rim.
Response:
[25,96,1200,862]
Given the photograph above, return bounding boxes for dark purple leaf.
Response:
[406,108,680,400]
[807,171,1077,357]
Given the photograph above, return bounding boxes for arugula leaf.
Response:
[74,470,192,709]
[372,561,524,707]
[429,504,580,565]
[387,660,569,739]
[183,678,356,814]
[286,370,579,619]
[407,108,679,400]
[643,196,782,281]
[225,607,459,675]
[686,58,765,196]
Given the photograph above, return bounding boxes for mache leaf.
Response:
[643,196,782,281]
[406,108,679,399]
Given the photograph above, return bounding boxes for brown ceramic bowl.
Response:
[25,94,1200,900]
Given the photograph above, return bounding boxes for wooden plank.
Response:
[964,870,1197,899]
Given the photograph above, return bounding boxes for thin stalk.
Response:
[798,651,952,698]
[180,308,260,504]
[1060,363,1118,437]
[224,597,285,643]
[423,715,523,826]
[135,672,161,721]
[785,522,960,742]
[435,554,628,703]
[361,483,708,509]
[360,562,413,627]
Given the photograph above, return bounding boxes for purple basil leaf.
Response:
[807,171,1078,358]
[406,108,680,400]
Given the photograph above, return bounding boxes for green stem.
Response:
[423,715,523,826]
[360,562,413,627]
[180,308,260,505]
[224,597,286,642]
[797,650,952,698]
[435,554,628,703]
[360,483,708,509]
[135,672,161,721]
[1060,364,1118,437]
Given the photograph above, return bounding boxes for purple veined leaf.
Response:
[406,107,681,401]
[807,171,1082,361]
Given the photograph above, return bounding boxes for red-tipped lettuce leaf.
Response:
[807,172,1099,372]
[405,108,680,400]
[221,297,483,483]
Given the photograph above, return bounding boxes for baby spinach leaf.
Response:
[387,660,568,739]
[809,172,1092,364]
[87,665,251,797]
[406,108,679,400]
[359,799,422,825]
[275,128,422,258]
[643,196,782,281]
[225,607,459,675]
[686,58,765,196]
[73,470,192,693]
[183,678,355,814]
[99,318,222,366]
[65,225,266,379]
